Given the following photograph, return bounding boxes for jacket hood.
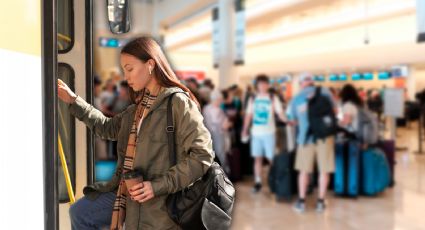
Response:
[149,87,187,112]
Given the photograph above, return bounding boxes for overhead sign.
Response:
[212,8,220,68]
[417,0,425,42]
[175,70,206,81]
[234,0,245,65]
[99,37,129,48]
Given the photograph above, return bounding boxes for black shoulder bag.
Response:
[165,93,236,230]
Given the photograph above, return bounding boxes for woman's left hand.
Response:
[129,181,155,203]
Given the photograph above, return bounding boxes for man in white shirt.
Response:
[242,74,286,193]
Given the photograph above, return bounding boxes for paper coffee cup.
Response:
[123,170,143,192]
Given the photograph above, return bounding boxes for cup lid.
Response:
[122,170,143,180]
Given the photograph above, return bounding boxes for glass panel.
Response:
[58,64,76,203]
[94,76,131,182]
[57,0,74,52]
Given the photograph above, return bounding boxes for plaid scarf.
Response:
[110,88,158,230]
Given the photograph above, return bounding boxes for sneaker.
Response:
[316,200,326,213]
[252,183,262,193]
[293,200,306,213]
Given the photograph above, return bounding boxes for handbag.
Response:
[165,92,235,230]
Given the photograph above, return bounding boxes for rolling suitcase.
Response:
[377,140,396,186]
[362,148,391,196]
[268,152,296,201]
[334,141,361,197]
[268,125,297,201]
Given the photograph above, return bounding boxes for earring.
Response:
[149,67,152,75]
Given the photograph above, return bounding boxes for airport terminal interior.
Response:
[58,0,425,229]
[7,0,425,229]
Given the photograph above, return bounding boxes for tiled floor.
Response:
[231,125,425,230]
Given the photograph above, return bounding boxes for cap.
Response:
[298,73,314,84]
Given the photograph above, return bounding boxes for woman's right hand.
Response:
[58,79,77,104]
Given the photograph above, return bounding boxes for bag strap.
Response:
[167,93,177,166]
[167,92,188,167]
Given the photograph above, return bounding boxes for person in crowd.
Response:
[199,79,214,104]
[339,84,363,135]
[367,90,383,119]
[99,78,118,117]
[222,88,243,145]
[225,85,244,145]
[358,87,367,102]
[93,75,109,160]
[93,75,103,109]
[241,74,287,193]
[329,87,340,103]
[380,84,387,98]
[186,77,203,107]
[287,73,336,213]
[203,90,232,173]
[228,84,243,110]
[112,81,132,113]
[58,36,214,230]
[243,85,254,110]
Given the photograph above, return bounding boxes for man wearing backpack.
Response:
[241,74,287,193]
[287,73,337,213]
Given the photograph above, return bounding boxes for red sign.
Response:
[175,70,206,81]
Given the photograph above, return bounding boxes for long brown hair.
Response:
[121,36,199,106]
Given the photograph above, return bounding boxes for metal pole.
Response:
[58,134,76,204]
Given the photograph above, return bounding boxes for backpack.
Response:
[356,107,379,145]
[306,86,337,143]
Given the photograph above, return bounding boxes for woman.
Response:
[339,84,363,135]
[202,90,232,173]
[58,37,214,230]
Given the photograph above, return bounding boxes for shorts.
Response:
[251,134,275,161]
[295,137,335,173]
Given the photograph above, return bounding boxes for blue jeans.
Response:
[69,192,116,230]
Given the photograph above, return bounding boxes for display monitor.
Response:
[314,75,325,82]
[351,73,362,81]
[339,73,348,81]
[329,74,339,81]
[378,71,391,80]
[362,72,374,80]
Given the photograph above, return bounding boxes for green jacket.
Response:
[69,87,214,230]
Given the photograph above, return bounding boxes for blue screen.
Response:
[339,74,348,81]
[99,38,120,47]
[362,72,374,80]
[314,75,325,82]
[351,73,362,81]
[378,71,391,80]
[329,74,338,81]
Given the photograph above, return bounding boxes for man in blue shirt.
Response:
[287,73,336,213]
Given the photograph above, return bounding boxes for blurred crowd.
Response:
[93,73,132,160]
[93,72,420,212]
[93,71,415,165]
